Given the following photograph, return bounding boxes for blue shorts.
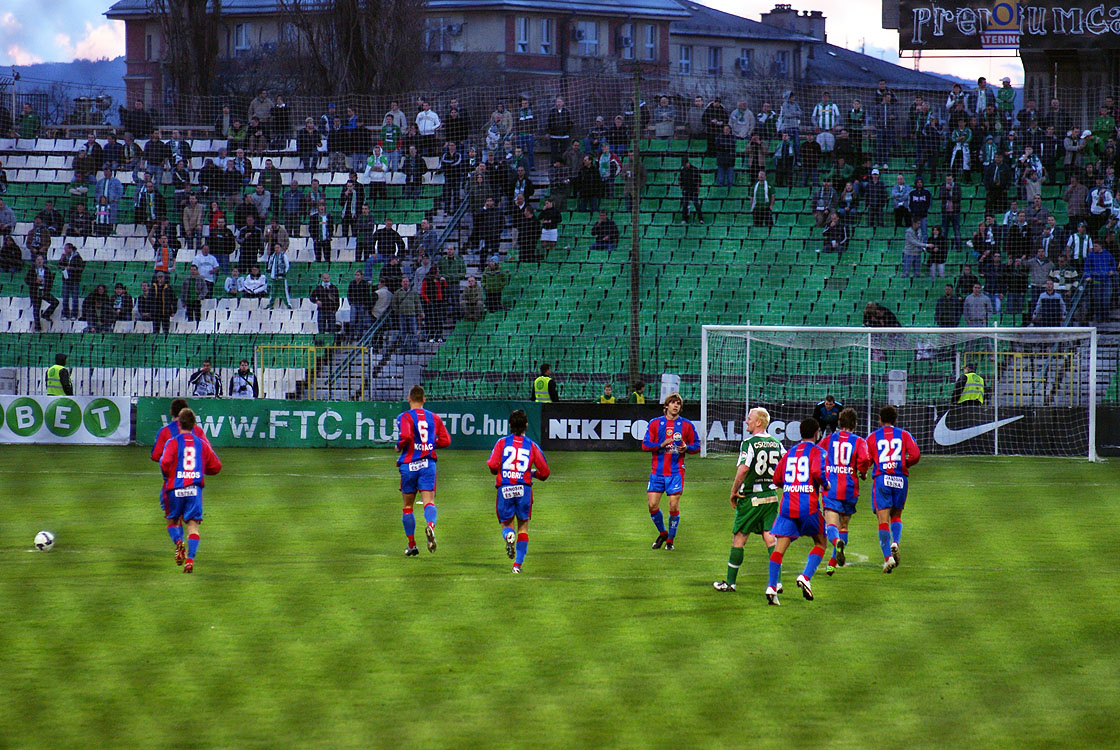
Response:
[770,512,825,539]
[647,473,684,495]
[399,459,437,494]
[872,474,909,511]
[496,484,534,522]
[164,486,203,521]
[823,496,859,516]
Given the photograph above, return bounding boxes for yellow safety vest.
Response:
[534,376,553,403]
[599,396,615,404]
[958,372,985,404]
[46,364,66,395]
[633,392,646,404]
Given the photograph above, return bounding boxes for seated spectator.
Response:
[820,212,848,256]
[242,265,268,298]
[934,284,963,327]
[590,210,619,253]
[224,267,244,298]
[66,202,93,238]
[863,301,901,327]
[0,235,21,272]
[836,181,858,226]
[812,178,836,227]
[111,283,134,322]
[82,283,113,332]
[25,216,52,258]
[69,147,97,195]
[38,201,64,235]
[0,197,15,234]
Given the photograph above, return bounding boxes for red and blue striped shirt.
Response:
[151,421,209,463]
[818,430,871,502]
[487,434,550,487]
[773,440,827,518]
[160,432,222,491]
[396,408,451,465]
[868,425,921,478]
[642,416,700,476]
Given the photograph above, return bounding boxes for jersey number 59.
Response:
[784,455,810,484]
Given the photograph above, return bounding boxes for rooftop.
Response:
[670,0,818,42]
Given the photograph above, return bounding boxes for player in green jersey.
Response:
[713,407,786,593]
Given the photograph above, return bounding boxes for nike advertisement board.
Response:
[540,403,696,451]
[705,402,1089,457]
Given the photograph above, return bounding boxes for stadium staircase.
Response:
[0,134,1117,404]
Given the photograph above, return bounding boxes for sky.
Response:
[0,0,1024,83]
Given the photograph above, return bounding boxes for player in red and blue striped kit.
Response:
[766,417,829,605]
[641,393,700,550]
[817,407,871,576]
[486,410,550,573]
[159,409,221,574]
[396,385,451,556]
[867,404,920,573]
[151,398,211,566]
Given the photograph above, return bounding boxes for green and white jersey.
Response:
[736,434,785,505]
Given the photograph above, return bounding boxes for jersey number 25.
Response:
[502,446,531,472]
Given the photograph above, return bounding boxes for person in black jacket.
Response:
[546,96,573,165]
[935,284,964,327]
[865,169,887,227]
[26,254,59,331]
[812,395,843,435]
[575,155,601,214]
[515,205,542,262]
[401,145,427,199]
[297,118,321,172]
[679,156,703,224]
[144,130,172,188]
[538,197,561,254]
[371,218,406,261]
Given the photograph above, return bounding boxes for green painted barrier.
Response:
[136,398,541,449]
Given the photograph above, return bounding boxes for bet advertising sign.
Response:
[900,0,1120,50]
[0,396,130,445]
[135,398,541,450]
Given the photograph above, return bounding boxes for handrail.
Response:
[325,184,474,390]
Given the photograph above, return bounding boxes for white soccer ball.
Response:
[34,531,55,551]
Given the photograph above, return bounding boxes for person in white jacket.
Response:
[416,100,442,157]
[242,265,269,298]
[266,242,292,309]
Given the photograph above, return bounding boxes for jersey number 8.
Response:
[784,455,810,484]
[502,446,531,473]
[183,446,197,471]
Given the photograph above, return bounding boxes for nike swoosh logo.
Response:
[933,412,1025,446]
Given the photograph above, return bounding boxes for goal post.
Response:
[700,326,1099,461]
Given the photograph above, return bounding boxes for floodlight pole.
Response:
[628,54,642,392]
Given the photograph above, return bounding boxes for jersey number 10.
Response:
[832,441,852,466]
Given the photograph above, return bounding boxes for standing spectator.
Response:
[266,243,291,309]
[144,130,172,188]
[652,96,676,140]
[214,105,233,139]
[812,91,841,133]
[237,214,264,274]
[17,103,41,138]
[812,177,836,228]
[963,283,994,326]
[282,179,306,236]
[687,95,706,141]
[934,284,963,327]
[437,245,465,315]
[372,218,406,261]
[208,215,236,274]
[744,132,766,176]
[907,177,933,238]
[192,244,220,296]
[575,155,601,214]
[538,197,561,254]
[515,205,541,263]
[310,273,340,335]
[703,97,729,155]
[416,100,441,157]
[111,283,133,322]
[392,276,423,353]
[1088,177,1114,235]
[621,153,646,214]
[241,266,268,299]
[385,100,407,130]
[865,169,886,227]
[546,97,573,166]
[102,133,123,170]
[25,216,51,259]
[984,152,1012,216]
[903,219,931,278]
[482,260,509,312]
[927,225,948,278]
[773,132,796,187]
[940,174,963,249]
[779,91,803,160]
[678,155,703,225]
[0,197,15,235]
[714,125,737,188]
[729,100,755,141]
[297,118,321,172]
[188,360,222,397]
[348,269,373,336]
[1031,280,1068,326]
[180,266,208,322]
[372,280,393,321]
[461,275,485,320]
[607,114,631,157]
[58,242,85,320]
[750,170,775,227]
[873,93,898,168]
[420,268,449,342]
[338,179,361,238]
[134,280,154,322]
[401,145,427,199]
[248,182,272,224]
[229,360,259,399]
[182,193,204,249]
[1066,221,1093,270]
[258,158,283,201]
[82,283,114,332]
[26,254,59,331]
[836,182,858,227]
[1083,243,1117,323]
[248,89,274,135]
[440,141,464,213]
[133,179,166,228]
[310,201,334,264]
[516,97,537,172]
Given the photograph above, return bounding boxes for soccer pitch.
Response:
[2,446,1118,748]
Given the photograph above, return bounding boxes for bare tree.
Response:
[278,0,426,97]
[149,0,222,115]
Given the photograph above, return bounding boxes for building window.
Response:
[516,17,529,53]
[737,48,752,76]
[773,50,789,75]
[678,44,691,75]
[145,34,153,61]
[540,18,553,54]
[708,46,722,77]
[644,24,656,60]
[425,17,447,52]
[576,20,598,57]
[619,23,634,60]
[233,23,251,51]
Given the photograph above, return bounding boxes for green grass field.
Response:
[2,446,1119,748]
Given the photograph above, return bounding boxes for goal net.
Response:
[700,326,1099,460]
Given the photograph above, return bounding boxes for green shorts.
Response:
[733,498,779,536]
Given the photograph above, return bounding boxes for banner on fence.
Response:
[900,0,1120,50]
[135,399,540,449]
[540,403,696,451]
[0,396,130,445]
